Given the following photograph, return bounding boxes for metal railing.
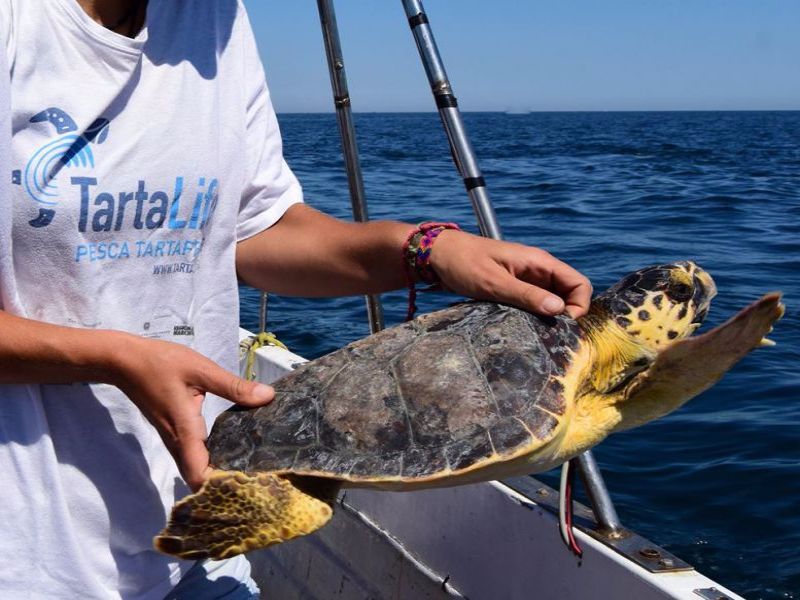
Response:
[314,0,623,536]
[317,0,385,335]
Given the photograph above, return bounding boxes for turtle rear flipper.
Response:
[616,292,785,431]
[154,471,334,560]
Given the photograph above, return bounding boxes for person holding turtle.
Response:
[0,0,592,597]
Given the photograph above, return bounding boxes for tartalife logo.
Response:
[12,107,110,228]
[11,106,219,270]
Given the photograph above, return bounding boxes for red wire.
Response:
[565,461,583,557]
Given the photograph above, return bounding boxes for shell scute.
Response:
[444,432,494,471]
[523,313,582,375]
[349,452,403,478]
[536,380,567,415]
[293,447,355,476]
[248,447,299,473]
[318,360,410,453]
[521,406,561,441]
[416,302,502,334]
[401,447,448,478]
[252,392,317,448]
[282,348,350,396]
[471,308,551,417]
[347,321,418,362]
[488,417,535,455]
[393,331,497,446]
[207,409,257,471]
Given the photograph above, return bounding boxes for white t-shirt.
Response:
[0,15,10,310]
[0,1,303,597]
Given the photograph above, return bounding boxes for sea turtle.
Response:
[155,261,784,560]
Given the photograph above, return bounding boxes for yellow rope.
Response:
[242,331,288,381]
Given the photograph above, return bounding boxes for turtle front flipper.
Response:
[154,471,334,560]
[616,292,785,432]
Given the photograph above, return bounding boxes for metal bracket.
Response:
[504,476,693,574]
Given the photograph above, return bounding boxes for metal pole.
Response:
[400,0,501,240]
[317,0,385,334]
[401,0,622,533]
[576,454,622,534]
[258,291,268,334]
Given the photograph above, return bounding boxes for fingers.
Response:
[161,356,273,491]
[176,435,210,492]
[118,340,277,493]
[164,402,211,492]
[430,231,592,319]
[509,249,593,318]
[543,257,593,319]
[198,362,275,408]
[493,274,567,317]
[563,283,593,318]
[179,365,274,489]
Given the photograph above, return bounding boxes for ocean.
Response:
[240,111,800,598]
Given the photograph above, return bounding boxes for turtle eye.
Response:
[667,281,693,302]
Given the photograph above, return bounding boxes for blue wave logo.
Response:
[19,108,110,228]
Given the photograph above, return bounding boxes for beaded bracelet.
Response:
[402,222,461,321]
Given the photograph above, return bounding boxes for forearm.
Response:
[236,203,592,318]
[0,309,129,385]
[236,204,412,296]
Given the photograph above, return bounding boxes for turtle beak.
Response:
[691,269,717,324]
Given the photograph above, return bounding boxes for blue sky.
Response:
[245,1,799,113]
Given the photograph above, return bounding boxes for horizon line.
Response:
[276,108,800,115]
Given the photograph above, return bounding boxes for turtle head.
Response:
[576,262,717,397]
[556,262,719,459]
[591,261,717,351]
[556,267,781,463]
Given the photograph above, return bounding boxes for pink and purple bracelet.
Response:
[402,222,461,321]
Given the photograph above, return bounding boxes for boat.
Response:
[239,1,745,597]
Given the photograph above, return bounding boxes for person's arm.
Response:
[0,310,274,491]
[236,203,592,318]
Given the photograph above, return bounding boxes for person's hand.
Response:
[430,230,592,319]
[111,336,274,491]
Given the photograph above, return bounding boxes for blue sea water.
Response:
[239,111,800,599]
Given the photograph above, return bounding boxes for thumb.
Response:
[176,433,212,492]
[491,274,566,317]
[200,362,275,408]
